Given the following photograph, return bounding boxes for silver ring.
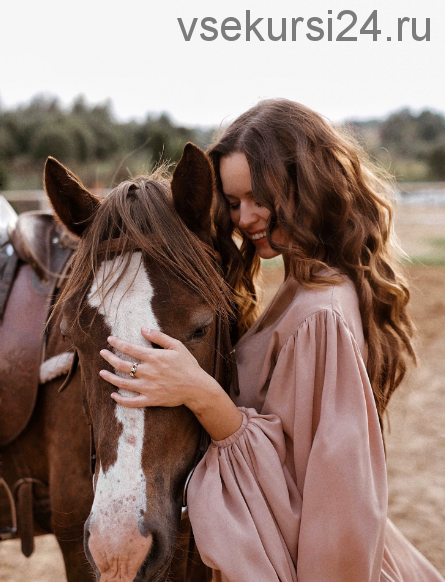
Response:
[129,362,138,378]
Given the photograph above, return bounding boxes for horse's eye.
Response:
[191,326,210,340]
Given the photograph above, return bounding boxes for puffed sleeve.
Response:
[187,310,387,582]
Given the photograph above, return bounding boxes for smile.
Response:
[250,231,267,241]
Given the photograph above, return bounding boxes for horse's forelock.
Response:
[58,173,233,331]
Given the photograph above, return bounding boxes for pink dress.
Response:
[188,272,444,582]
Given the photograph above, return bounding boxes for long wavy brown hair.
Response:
[208,98,416,425]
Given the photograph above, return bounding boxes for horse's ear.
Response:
[171,143,214,242]
[44,157,101,237]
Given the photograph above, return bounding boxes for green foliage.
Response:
[379,108,445,154]
[0,163,9,190]
[349,108,445,181]
[29,117,95,163]
[427,147,445,180]
[0,126,18,161]
[0,94,218,188]
[2,94,445,189]
[31,123,75,161]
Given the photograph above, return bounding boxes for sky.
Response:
[0,0,444,127]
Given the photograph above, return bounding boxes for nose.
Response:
[88,524,153,582]
[238,200,259,230]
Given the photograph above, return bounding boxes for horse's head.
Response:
[44,144,231,582]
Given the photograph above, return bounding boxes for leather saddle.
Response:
[0,210,77,447]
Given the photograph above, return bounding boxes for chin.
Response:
[256,245,281,260]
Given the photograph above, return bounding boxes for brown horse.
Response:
[41,143,233,582]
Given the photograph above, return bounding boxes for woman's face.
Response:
[219,152,282,260]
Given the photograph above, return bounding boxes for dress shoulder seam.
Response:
[291,306,344,333]
[287,308,365,366]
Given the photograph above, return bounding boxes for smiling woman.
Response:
[219,152,285,260]
[189,99,442,581]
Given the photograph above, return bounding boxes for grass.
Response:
[429,238,445,249]
[401,238,445,266]
[260,256,284,269]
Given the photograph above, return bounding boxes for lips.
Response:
[248,230,268,245]
[250,230,267,241]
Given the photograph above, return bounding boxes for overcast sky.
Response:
[0,0,443,127]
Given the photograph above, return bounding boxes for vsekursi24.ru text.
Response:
[177,10,430,42]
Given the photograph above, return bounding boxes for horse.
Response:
[41,143,234,582]
[0,143,234,581]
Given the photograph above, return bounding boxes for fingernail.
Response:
[99,370,105,377]
[142,327,151,334]
[100,349,105,355]
[107,336,114,342]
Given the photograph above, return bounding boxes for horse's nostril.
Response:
[146,531,159,563]
[84,517,92,543]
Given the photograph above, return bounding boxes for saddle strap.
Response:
[0,454,18,541]
[16,481,34,557]
[0,242,19,322]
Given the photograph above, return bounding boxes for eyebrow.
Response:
[222,190,254,199]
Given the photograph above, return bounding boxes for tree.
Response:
[427,147,445,180]
[0,163,9,190]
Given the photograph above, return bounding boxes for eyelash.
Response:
[190,325,210,340]
[229,202,263,210]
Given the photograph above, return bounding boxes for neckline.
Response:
[237,276,300,347]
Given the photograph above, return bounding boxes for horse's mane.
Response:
[57,168,233,329]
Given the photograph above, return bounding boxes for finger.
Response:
[99,369,143,392]
[100,349,140,375]
[141,327,182,350]
[106,336,154,360]
[110,392,151,408]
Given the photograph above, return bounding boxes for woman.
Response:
[99,99,444,581]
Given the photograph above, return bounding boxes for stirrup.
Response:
[0,477,17,541]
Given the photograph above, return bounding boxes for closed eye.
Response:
[190,325,211,341]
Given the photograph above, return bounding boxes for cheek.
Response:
[229,208,239,226]
[271,225,289,246]
[190,342,214,376]
[260,207,271,222]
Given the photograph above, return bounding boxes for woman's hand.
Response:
[99,327,243,441]
[99,327,215,411]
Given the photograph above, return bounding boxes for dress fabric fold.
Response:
[188,274,444,582]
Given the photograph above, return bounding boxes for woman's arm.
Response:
[99,327,243,441]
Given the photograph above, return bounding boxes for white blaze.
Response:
[87,252,160,541]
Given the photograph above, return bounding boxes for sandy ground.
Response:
[1,205,444,580]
